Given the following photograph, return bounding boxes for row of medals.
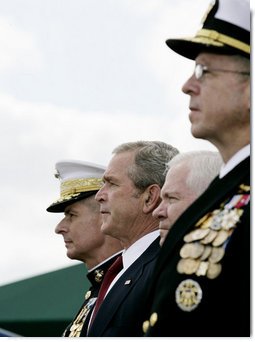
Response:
[177,206,244,279]
[69,294,96,337]
[68,271,104,336]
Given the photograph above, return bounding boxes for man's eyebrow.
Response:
[65,208,79,215]
[64,208,71,215]
[64,208,69,214]
[163,190,179,198]
[103,174,116,182]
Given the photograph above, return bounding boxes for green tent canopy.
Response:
[0,263,90,337]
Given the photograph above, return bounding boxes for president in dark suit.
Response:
[88,237,159,336]
[143,0,250,337]
[87,141,179,336]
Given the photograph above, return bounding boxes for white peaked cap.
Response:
[47,160,105,213]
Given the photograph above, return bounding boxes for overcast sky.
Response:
[0,0,238,286]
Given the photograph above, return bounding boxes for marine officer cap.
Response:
[166,0,250,60]
[47,160,105,213]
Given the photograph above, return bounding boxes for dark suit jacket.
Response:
[145,157,250,337]
[88,237,160,336]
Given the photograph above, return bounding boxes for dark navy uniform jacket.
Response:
[145,157,250,337]
[63,253,120,337]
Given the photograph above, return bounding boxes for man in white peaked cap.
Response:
[144,0,250,336]
[47,160,122,337]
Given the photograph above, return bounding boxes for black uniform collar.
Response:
[87,252,122,287]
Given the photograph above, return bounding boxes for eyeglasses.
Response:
[194,64,250,80]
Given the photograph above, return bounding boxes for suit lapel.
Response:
[88,238,160,336]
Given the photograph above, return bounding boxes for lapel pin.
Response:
[124,279,132,285]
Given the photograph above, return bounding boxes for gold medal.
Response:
[183,228,210,243]
[200,229,217,244]
[195,213,210,227]
[200,209,220,229]
[70,323,79,332]
[177,258,200,275]
[70,323,83,337]
[76,324,83,332]
[209,247,225,263]
[207,262,222,279]
[67,297,97,337]
[175,279,203,312]
[212,230,229,247]
[200,245,212,261]
[221,208,243,230]
[239,183,250,192]
[210,213,223,230]
[196,261,209,276]
[180,242,204,259]
[200,216,214,229]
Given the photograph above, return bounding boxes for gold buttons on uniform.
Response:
[149,312,158,327]
[84,290,91,300]
[94,269,104,282]
[142,312,158,334]
[142,320,150,334]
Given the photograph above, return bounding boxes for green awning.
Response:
[0,263,90,337]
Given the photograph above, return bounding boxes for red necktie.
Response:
[90,255,123,323]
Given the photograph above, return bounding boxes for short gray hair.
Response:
[113,141,179,191]
[166,150,223,195]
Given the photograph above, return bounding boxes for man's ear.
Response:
[143,184,161,214]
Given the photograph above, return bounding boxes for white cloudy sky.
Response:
[0,0,229,286]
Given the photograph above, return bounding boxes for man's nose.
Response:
[95,186,106,202]
[55,217,67,234]
[153,202,166,219]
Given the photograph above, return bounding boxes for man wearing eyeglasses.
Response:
[143,0,250,337]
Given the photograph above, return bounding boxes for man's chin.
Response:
[159,236,166,246]
[159,229,169,246]
[101,222,110,233]
[101,224,117,240]
[66,250,76,260]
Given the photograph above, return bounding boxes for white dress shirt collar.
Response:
[122,230,160,270]
[219,144,250,179]
[105,230,159,294]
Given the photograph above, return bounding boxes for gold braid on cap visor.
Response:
[54,177,103,204]
[193,29,250,54]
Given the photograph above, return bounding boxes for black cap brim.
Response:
[166,38,249,60]
[46,190,98,213]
